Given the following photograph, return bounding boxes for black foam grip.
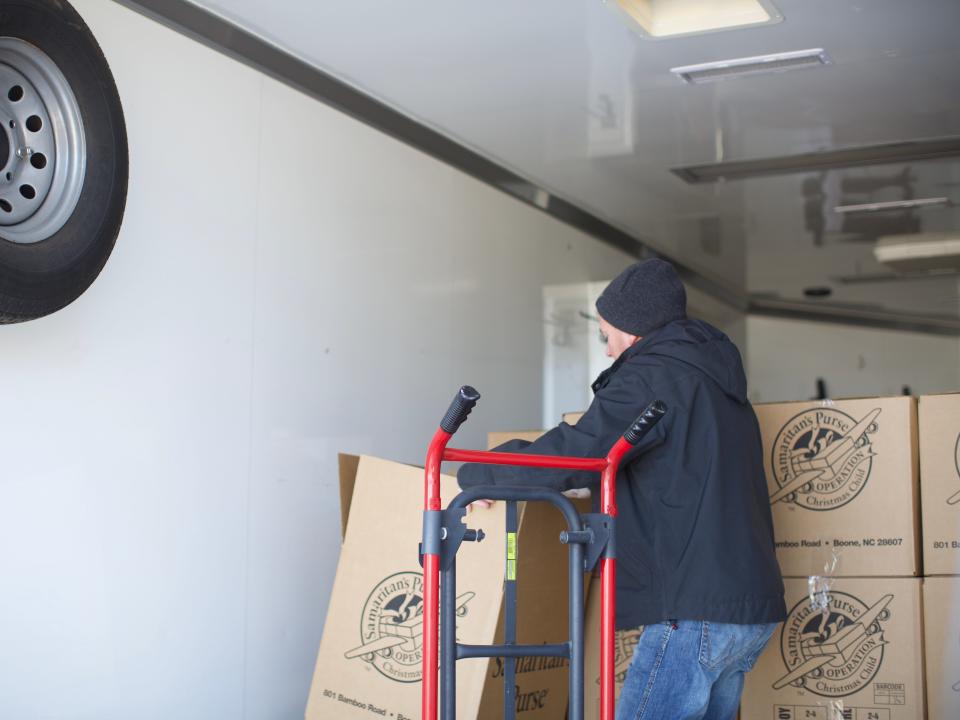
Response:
[623,400,667,445]
[440,385,481,434]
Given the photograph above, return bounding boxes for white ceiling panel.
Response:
[186,0,960,319]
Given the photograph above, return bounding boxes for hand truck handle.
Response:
[598,399,666,720]
[623,400,667,445]
[439,385,481,434]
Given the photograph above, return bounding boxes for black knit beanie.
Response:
[595,258,687,336]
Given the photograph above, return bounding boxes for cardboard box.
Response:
[742,577,925,720]
[475,496,591,717]
[755,397,920,578]
[563,411,585,426]
[923,576,960,719]
[583,575,642,719]
[487,430,548,449]
[307,455,504,719]
[308,453,584,719]
[918,393,960,575]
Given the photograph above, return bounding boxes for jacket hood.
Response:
[630,319,748,403]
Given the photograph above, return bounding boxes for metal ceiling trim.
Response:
[112,0,638,252]
[748,296,960,336]
[112,0,748,307]
[673,136,960,184]
[113,0,959,336]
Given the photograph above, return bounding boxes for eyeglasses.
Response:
[579,310,608,345]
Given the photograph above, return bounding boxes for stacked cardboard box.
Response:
[742,397,925,719]
[308,393,959,719]
[754,396,920,578]
[744,576,925,719]
[919,393,960,575]
[922,577,960,719]
[919,393,960,719]
[570,394,960,718]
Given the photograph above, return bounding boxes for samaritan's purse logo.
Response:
[774,592,891,697]
[344,571,474,683]
[770,407,881,510]
[595,627,642,687]
[614,628,641,685]
[948,432,960,506]
[954,630,960,692]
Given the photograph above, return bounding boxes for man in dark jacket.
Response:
[458,258,785,720]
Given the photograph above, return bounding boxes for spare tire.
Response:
[0,0,128,323]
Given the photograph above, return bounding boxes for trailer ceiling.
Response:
[122,0,960,332]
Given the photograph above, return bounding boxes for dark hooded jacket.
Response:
[458,319,786,630]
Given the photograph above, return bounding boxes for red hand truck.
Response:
[421,386,666,720]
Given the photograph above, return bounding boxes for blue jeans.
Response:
[615,620,778,720]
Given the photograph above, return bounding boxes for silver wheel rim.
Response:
[0,36,86,244]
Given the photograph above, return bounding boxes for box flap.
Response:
[338,453,361,542]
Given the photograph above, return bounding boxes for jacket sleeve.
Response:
[457,369,667,491]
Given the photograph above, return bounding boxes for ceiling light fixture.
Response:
[671,48,829,84]
[610,0,782,39]
[833,197,951,214]
[874,233,960,273]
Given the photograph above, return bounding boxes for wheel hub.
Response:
[0,38,86,243]
[0,116,10,175]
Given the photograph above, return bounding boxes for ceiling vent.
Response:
[671,48,829,84]
[874,233,960,273]
[672,136,960,184]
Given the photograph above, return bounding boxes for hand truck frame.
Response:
[421,386,666,720]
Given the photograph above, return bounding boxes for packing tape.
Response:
[807,546,841,614]
[827,699,844,720]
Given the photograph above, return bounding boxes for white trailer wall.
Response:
[746,315,960,403]
[0,2,633,719]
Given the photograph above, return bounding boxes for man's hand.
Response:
[466,499,495,513]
